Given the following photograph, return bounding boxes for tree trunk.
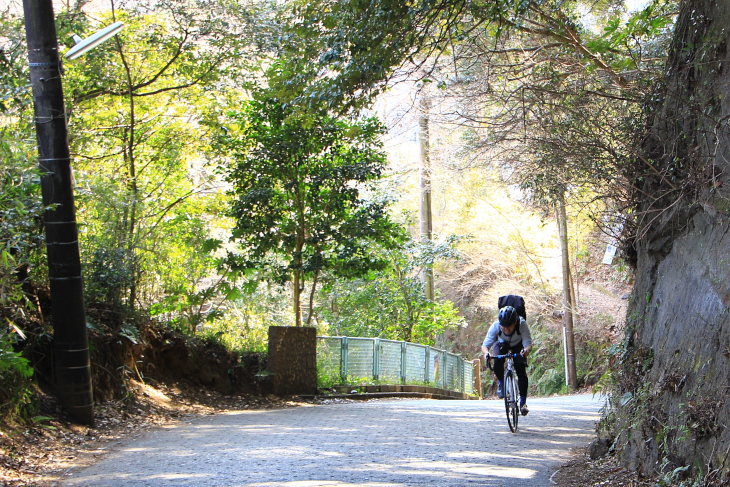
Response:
[306,270,319,326]
[419,94,434,301]
[293,232,305,326]
[293,268,303,327]
[556,192,577,390]
[568,264,578,317]
[119,42,138,311]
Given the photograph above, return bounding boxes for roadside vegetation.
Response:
[6,0,729,483]
[1,0,650,408]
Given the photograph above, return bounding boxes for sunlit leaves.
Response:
[222,86,400,321]
[272,0,678,114]
[51,0,269,323]
[316,236,466,344]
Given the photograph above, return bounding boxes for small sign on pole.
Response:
[602,244,618,265]
[602,216,625,265]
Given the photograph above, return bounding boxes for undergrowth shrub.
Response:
[1,143,45,423]
[529,321,567,395]
[526,312,614,396]
[0,324,35,421]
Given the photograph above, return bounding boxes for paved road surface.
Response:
[59,394,604,487]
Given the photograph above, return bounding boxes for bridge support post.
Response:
[400,342,407,384]
[341,337,348,383]
[473,360,482,398]
[372,338,380,381]
[424,347,430,383]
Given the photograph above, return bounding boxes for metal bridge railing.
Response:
[317,336,476,395]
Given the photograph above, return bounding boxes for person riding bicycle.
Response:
[481,305,533,416]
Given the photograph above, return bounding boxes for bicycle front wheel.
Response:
[504,372,519,433]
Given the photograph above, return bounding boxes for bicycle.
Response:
[486,353,521,433]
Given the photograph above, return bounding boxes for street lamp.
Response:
[22,0,124,426]
[65,21,124,60]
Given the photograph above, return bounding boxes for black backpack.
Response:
[498,294,526,335]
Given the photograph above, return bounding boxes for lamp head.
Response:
[65,21,124,60]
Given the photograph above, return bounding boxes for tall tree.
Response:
[418,94,434,301]
[222,88,399,326]
[555,190,578,389]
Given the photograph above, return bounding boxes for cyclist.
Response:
[482,305,533,415]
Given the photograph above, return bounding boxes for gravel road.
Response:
[58,394,605,487]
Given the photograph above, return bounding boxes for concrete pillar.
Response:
[267,326,317,396]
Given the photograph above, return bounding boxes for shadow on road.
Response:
[59,394,605,487]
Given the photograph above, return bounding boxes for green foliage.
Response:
[0,11,47,423]
[520,311,614,397]
[528,323,568,396]
[222,84,400,325]
[195,279,293,353]
[316,362,341,389]
[197,319,268,354]
[316,236,465,344]
[84,246,137,312]
[280,0,540,111]
[575,330,613,387]
[0,323,35,421]
[273,0,677,117]
[50,0,267,324]
[0,11,43,319]
[0,10,31,116]
[0,142,45,327]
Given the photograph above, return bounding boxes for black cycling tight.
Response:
[493,346,528,399]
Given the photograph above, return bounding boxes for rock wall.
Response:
[619,212,730,477]
[614,0,730,480]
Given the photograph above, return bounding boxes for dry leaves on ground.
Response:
[552,447,653,487]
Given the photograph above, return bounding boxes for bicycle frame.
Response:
[486,353,521,433]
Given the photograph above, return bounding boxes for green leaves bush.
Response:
[0,323,34,419]
[316,237,465,345]
[0,143,42,422]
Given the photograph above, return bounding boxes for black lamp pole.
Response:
[22,0,94,426]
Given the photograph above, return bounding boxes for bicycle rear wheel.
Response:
[504,372,519,432]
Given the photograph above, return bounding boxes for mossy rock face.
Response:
[620,210,730,478]
[616,0,730,480]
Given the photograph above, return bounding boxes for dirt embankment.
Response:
[22,318,268,405]
[1,317,283,487]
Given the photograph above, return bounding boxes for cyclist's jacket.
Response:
[482,317,532,351]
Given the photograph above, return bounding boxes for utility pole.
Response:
[23,0,95,425]
[556,191,578,390]
[419,94,434,301]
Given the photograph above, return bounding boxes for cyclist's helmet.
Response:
[498,306,518,327]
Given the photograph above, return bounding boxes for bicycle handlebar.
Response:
[485,353,522,371]
[491,353,522,359]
